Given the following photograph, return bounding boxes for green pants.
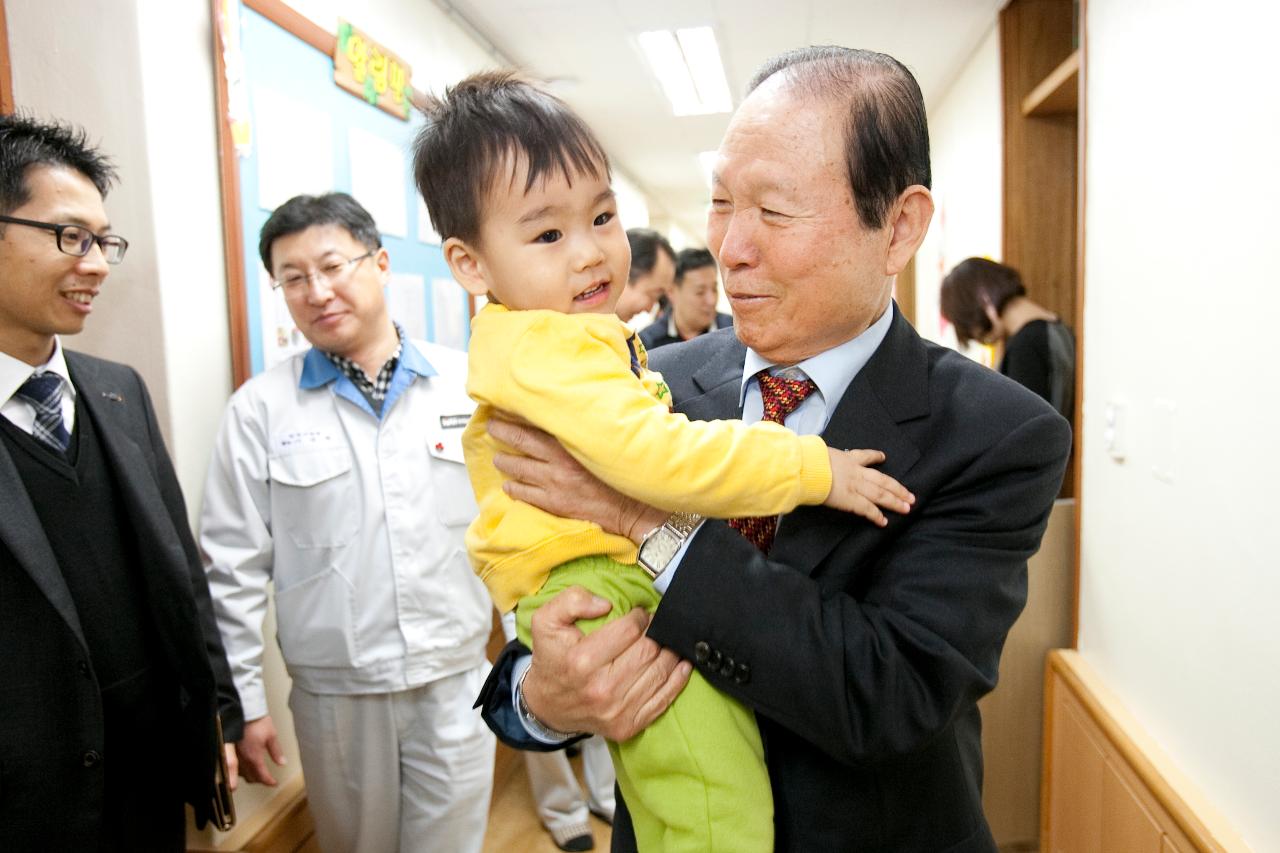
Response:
[517,555,773,853]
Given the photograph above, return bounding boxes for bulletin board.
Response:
[212,0,471,386]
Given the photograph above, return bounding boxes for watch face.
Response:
[640,529,680,575]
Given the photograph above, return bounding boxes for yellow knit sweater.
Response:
[464,304,832,612]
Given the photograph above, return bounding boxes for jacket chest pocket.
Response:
[426,420,479,528]
[268,449,359,548]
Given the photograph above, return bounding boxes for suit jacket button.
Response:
[707,649,723,669]
[77,660,91,677]
[734,662,751,684]
[720,656,736,677]
[693,641,710,664]
[83,750,102,768]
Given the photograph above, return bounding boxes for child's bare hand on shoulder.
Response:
[823,448,915,527]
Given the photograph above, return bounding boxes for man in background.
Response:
[615,227,675,329]
[201,192,494,853]
[0,113,242,851]
[638,246,732,349]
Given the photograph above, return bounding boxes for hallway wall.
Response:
[914,23,1002,346]
[1078,1,1280,849]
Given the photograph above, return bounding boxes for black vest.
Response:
[0,383,187,850]
[0,394,166,712]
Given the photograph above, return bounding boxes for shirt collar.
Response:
[740,302,893,410]
[667,310,714,340]
[0,337,75,404]
[298,330,438,390]
[397,336,438,379]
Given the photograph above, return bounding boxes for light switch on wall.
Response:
[1103,400,1126,463]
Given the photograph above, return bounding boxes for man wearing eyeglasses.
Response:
[200,192,495,853]
[0,114,243,851]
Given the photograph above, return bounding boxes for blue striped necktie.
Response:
[14,372,70,452]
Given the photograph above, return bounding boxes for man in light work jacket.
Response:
[478,46,1070,852]
[0,114,242,851]
[201,192,494,853]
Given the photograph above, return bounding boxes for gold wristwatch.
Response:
[637,512,703,580]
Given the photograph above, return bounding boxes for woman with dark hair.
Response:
[940,257,1076,420]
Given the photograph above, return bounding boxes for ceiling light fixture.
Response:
[637,26,732,117]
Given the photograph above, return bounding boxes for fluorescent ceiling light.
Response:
[676,27,732,113]
[638,26,732,117]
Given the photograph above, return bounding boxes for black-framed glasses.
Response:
[0,214,129,264]
[272,251,375,291]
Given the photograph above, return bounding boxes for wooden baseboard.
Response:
[1041,650,1249,852]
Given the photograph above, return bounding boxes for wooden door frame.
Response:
[1,0,14,115]
[210,0,335,388]
[1070,0,1088,646]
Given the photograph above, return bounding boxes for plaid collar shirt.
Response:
[325,323,405,414]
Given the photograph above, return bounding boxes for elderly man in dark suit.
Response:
[0,114,241,851]
[477,46,1070,852]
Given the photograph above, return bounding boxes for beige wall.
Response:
[915,23,1002,347]
[1078,1,1280,850]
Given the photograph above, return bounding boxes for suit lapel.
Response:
[767,306,930,574]
[675,337,747,421]
[0,439,88,649]
[69,354,211,691]
[69,355,190,589]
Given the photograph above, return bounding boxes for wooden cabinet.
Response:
[1101,759,1164,853]
[1041,651,1248,852]
[1045,695,1104,852]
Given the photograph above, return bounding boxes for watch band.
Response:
[515,663,583,743]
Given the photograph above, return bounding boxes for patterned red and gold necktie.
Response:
[728,371,818,553]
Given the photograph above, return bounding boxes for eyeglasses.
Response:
[0,214,129,264]
[272,251,375,291]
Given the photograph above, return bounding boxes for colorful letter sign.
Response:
[334,20,413,121]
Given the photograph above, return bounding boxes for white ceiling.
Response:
[438,0,1006,239]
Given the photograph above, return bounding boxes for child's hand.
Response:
[823,448,915,527]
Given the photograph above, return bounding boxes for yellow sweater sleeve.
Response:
[468,309,831,517]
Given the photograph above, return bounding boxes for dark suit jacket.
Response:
[638,310,734,351]
[479,305,1069,851]
[0,351,242,848]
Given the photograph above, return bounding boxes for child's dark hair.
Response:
[412,71,611,245]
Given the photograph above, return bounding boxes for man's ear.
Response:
[442,237,490,297]
[884,185,934,276]
[373,247,392,285]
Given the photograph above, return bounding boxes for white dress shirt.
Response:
[0,338,77,435]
